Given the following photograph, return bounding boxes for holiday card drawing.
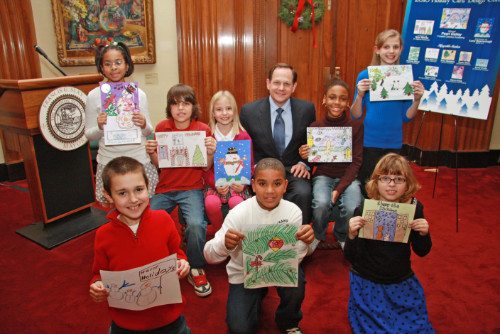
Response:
[242,223,300,289]
[358,199,416,243]
[474,18,494,38]
[214,140,251,186]
[440,8,471,30]
[156,131,207,168]
[368,65,414,102]
[100,254,182,311]
[306,127,352,163]
[100,82,141,146]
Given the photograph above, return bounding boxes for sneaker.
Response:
[284,327,303,334]
[187,268,212,297]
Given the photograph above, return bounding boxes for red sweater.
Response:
[155,118,212,194]
[91,206,187,331]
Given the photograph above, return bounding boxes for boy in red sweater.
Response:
[89,156,191,333]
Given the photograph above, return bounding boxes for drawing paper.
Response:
[367,65,415,102]
[306,127,352,163]
[156,131,207,168]
[242,223,300,289]
[100,82,141,146]
[214,140,251,186]
[358,199,416,243]
[100,254,182,311]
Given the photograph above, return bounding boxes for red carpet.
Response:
[0,165,499,333]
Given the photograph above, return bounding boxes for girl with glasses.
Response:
[85,42,158,206]
[344,153,435,333]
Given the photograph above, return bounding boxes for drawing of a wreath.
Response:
[278,0,325,30]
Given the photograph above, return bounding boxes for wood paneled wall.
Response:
[175,0,496,154]
[0,0,40,79]
[0,0,41,164]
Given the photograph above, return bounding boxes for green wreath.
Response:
[278,0,325,30]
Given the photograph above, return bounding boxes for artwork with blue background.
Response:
[402,1,500,120]
[214,140,251,186]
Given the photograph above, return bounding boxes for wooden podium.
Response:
[0,74,108,248]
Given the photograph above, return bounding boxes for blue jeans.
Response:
[150,189,207,269]
[312,176,363,242]
[226,266,306,334]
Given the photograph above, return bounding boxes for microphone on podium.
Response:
[34,44,67,76]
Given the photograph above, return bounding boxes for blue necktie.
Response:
[274,108,285,155]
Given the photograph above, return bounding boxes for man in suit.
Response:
[240,63,316,225]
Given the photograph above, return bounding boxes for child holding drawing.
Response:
[344,153,434,333]
[85,41,158,205]
[203,91,254,231]
[298,79,364,251]
[350,29,425,193]
[203,158,314,334]
[146,84,216,298]
[89,156,191,334]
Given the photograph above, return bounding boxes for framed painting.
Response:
[51,0,155,66]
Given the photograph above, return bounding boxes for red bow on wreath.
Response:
[291,0,317,48]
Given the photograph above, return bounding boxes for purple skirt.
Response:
[348,272,435,334]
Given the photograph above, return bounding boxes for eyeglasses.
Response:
[103,60,124,68]
[378,176,406,184]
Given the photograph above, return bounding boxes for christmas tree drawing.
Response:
[192,144,205,166]
[381,87,389,99]
[404,82,413,96]
[242,224,300,288]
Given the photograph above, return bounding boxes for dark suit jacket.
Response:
[240,96,316,168]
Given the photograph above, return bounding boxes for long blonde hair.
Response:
[366,153,420,203]
[370,29,403,66]
[208,90,246,135]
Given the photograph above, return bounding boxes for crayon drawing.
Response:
[368,65,414,102]
[214,140,251,186]
[440,8,471,30]
[307,127,352,163]
[100,81,141,145]
[242,223,300,289]
[100,254,182,311]
[474,18,494,38]
[358,199,416,243]
[156,131,207,168]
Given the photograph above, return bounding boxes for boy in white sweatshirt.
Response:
[204,158,314,334]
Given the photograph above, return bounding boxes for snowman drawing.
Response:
[136,282,157,306]
[108,283,123,300]
[124,288,137,303]
[220,147,246,182]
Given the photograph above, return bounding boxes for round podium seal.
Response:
[39,86,88,151]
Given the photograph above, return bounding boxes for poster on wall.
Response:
[401,1,500,120]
